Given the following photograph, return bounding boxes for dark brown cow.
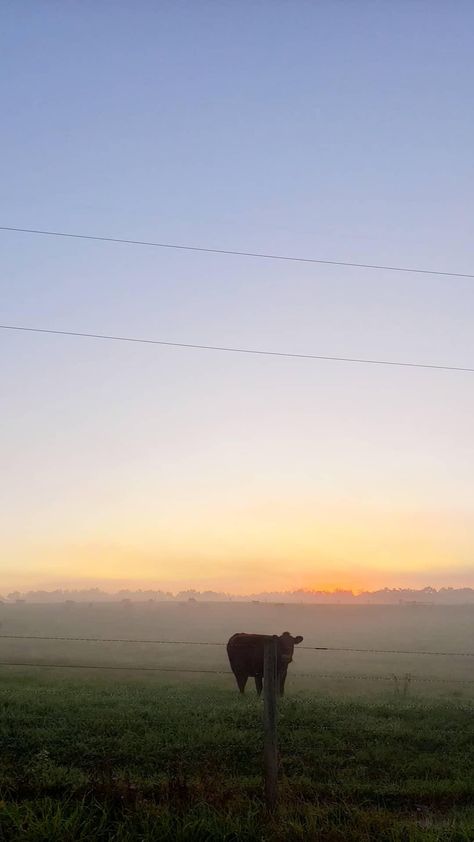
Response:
[227,632,303,696]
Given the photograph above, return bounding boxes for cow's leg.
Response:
[279,668,288,696]
[255,673,263,696]
[235,672,248,694]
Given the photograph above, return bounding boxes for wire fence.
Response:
[0,660,473,685]
[3,635,471,813]
[0,632,473,688]
[1,634,473,658]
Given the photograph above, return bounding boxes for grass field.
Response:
[0,602,473,839]
[0,674,473,841]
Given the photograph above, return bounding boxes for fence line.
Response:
[0,634,473,658]
[294,672,474,685]
[0,660,473,684]
[302,646,474,658]
[0,661,229,674]
[3,634,472,815]
[0,634,222,647]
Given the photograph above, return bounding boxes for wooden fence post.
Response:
[263,635,278,811]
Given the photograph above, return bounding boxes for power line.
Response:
[1,225,473,280]
[1,634,473,658]
[1,323,473,374]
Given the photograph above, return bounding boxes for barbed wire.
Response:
[0,660,473,684]
[0,661,229,675]
[301,645,474,658]
[0,634,222,646]
[293,672,474,685]
[0,634,473,658]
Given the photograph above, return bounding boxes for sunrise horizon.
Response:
[3,567,474,598]
[2,2,473,614]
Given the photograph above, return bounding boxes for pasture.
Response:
[0,676,473,840]
[0,601,473,699]
[0,602,473,839]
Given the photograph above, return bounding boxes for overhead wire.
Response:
[1,224,473,279]
[1,324,473,374]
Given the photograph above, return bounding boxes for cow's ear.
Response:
[294,635,303,645]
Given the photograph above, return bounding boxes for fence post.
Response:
[263,635,278,811]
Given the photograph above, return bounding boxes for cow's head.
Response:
[278,631,304,664]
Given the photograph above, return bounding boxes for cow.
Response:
[227,631,304,696]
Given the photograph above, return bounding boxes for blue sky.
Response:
[1,2,473,592]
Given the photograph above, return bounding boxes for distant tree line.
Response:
[1,586,474,604]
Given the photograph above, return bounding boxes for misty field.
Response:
[0,603,473,840]
[0,676,474,841]
[0,601,473,699]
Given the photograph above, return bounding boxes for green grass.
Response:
[0,674,473,840]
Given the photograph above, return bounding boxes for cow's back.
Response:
[227,633,266,676]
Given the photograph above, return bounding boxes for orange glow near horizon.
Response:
[2,495,473,594]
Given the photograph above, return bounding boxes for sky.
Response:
[1,2,473,594]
